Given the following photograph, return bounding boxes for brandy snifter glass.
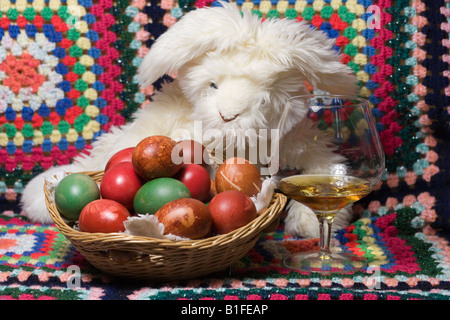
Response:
[275,94,385,273]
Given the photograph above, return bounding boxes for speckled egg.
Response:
[215,157,262,197]
[132,135,182,180]
[155,198,212,239]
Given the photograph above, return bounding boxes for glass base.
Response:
[283,250,367,274]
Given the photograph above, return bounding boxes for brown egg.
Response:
[132,135,182,180]
[215,157,262,197]
[155,198,212,239]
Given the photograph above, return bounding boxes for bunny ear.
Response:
[294,27,359,96]
[269,19,359,96]
[138,2,358,95]
[138,2,245,88]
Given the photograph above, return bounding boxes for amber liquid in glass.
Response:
[279,174,371,218]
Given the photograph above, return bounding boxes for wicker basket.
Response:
[44,171,287,281]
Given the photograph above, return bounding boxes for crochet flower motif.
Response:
[0,33,64,112]
[0,233,36,255]
[0,53,45,94]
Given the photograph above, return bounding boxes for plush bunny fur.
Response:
[20,2,358,238]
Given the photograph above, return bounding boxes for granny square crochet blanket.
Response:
[0,0,449,300]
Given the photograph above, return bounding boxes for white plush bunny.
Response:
[20,2,358,237]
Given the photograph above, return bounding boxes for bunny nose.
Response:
[219,112,239,122]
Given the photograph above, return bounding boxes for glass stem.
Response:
[318,215,334,259]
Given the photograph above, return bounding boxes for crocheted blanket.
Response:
[0,0,449,300]
[0,209,449,300]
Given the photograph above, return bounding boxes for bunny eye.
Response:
[210,82,218,89]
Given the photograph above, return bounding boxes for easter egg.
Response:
[54,173,100,220]
[132,135,182,180]
[215,157,262,197]
[78,199,131,233]
[133,177,191,215]
[155,198,212,239]
[100,162,144,210]
[175,164,211,202]
[208,190,257,234]
[105,147,134,172]
[174,139,211,166]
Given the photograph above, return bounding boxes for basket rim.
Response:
[44,171,287,247]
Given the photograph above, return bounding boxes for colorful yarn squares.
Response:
[230,206,447,279]
[0,283,107,300]
[0,0,448,302]
[0,0,144,197]
[1,209,449,300]
[0,216,75,267]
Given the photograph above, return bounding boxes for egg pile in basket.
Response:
[44,135,287,281]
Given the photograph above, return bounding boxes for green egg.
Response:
[133,177,191,215]
[54,173,100,220]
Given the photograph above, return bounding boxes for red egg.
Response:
[155,198,212,239]
[132,135,182,180]
[175,164,211,202]
[105,147,134,172]
[100,162,144,210]
[79,199,131,233]
[215,157,262,197]
[208,190,257,234]
[174,139,210,166]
